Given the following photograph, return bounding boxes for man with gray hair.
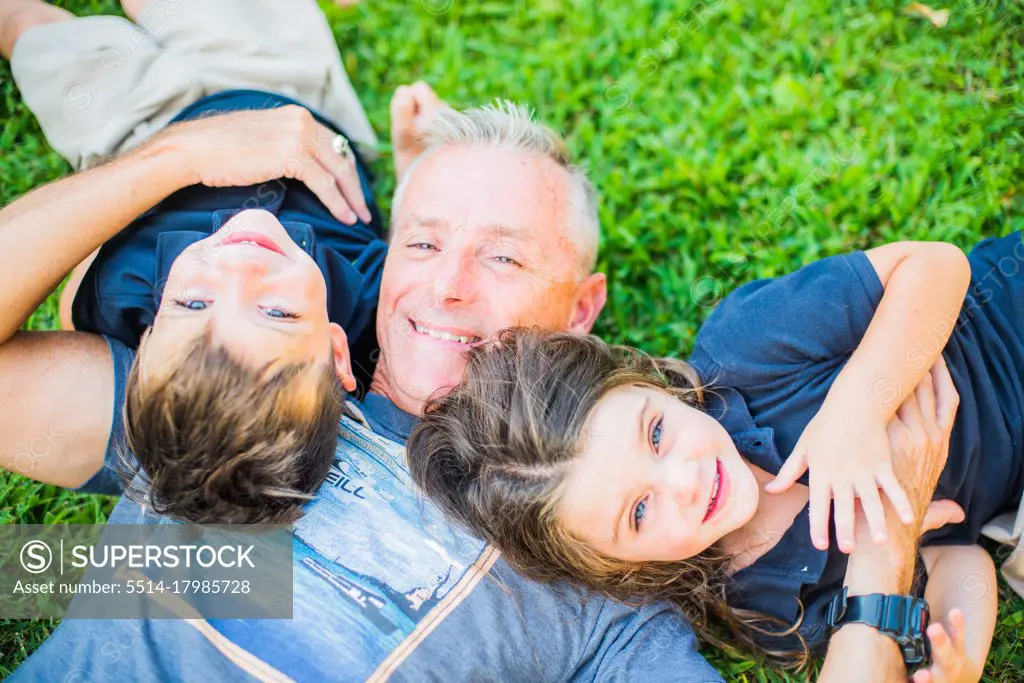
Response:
[0,1,718,681]
[1,3,928,681]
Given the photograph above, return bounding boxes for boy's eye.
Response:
[174,299,208,311]
[262,307,298,320]
[650,416,663,452]
[633,498,648,531]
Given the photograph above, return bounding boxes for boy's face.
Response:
[558,384,761,563]
[145,209,349,379]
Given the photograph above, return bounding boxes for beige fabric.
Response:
[10,0,377,171]
[981,488,1024,598]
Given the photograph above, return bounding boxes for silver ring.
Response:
[332,134,351,160]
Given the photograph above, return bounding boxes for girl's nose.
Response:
[665,458,703,510]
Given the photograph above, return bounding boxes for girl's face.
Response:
[557,384,760,563]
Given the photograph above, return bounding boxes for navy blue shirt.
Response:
[71,90,387,379]
[690,232,1024,653]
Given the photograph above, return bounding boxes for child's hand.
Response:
[765,403,915,552]
[912,610,976,683]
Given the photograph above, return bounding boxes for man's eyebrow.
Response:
[405,214,448,231]
[611,395,650,545]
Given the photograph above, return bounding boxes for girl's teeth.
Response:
[708,472,721,511]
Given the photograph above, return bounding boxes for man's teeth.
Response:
[707,472,721,512]
[412,321,480,344]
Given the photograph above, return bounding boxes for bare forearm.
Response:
[820,503,918,682]
[0,136,194,342]
[831,242,970,421]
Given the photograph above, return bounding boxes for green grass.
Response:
[1,0,1022,679]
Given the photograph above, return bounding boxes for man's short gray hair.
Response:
[393,101,600,279]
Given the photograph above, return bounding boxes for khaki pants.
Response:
[10,0,377,171]
[982,491,1024,599]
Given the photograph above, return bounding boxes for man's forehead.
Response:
[397,213,531,242]
[398,145,571,218]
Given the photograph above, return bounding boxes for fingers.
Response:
[765,447,807,494]
[920,499,965,534]
[897,384,924,429]
[855,480,888,544]
[916,367,937,426]
[832,484,856,552]
[947,608,965,653]
[288,158,355,226]
[391,85,417,128]
[809,473,833,550]
[912,670,934,683]
[928,622,954,670]
[314,124,371,224]
[877,469,916,524]
[931,356,960,430]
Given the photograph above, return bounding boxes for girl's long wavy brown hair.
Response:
[407,328,808,669]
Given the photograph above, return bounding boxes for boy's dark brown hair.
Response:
[119,329,343,525]
[407,328,808,668]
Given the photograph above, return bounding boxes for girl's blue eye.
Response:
[650,417,663,451]
[175,299,208,311]
[633,498,648,530]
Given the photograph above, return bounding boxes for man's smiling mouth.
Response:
[409,319,483,345]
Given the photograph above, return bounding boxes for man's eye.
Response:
[409,242,438,251]
[174,299,209,311]
[493,255,523,267]
[262,307,298,320]
[650,416,663,452]
[633,498,648,531]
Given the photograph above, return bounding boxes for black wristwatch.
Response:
[826,587,931,667]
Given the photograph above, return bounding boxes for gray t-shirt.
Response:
[11,336,723,683]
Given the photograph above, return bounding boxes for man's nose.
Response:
[433,251,480,305]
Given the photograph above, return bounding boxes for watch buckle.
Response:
[826,587,849,628]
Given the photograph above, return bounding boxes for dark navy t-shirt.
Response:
[70,89,387,383]
[690,232,1024,653]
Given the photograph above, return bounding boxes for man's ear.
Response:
[568,272,607,334]
[328,323,357,392]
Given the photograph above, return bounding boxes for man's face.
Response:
[374,145,606,414]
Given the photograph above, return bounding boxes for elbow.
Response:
[928,242,971,300]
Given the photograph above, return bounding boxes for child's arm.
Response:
[912,545,997,683]
[768,243,971,552]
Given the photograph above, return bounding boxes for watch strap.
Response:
[827,587,931,666]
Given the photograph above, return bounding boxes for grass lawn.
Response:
[1,0,1022,679]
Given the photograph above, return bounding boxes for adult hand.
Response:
[920,499,965,536]
[159,106,371,225]
[887,356,960,524]
[911,609,976,683]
